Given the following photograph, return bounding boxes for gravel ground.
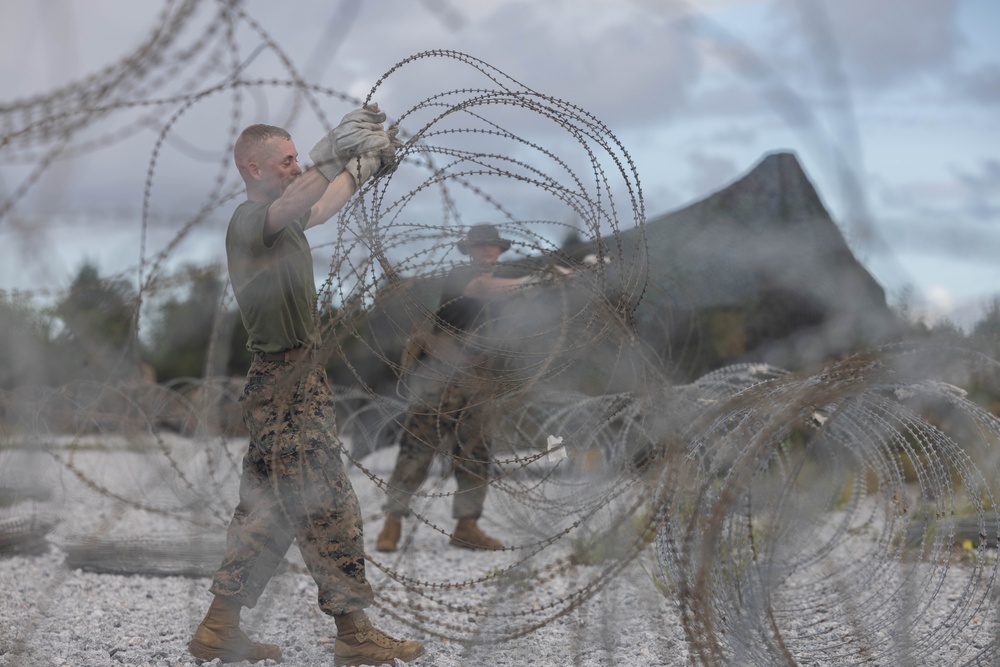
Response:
[1,437,685,667]
[0,548,681,667]
[1,435,997,667]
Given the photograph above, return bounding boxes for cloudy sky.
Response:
[1,0,997,327]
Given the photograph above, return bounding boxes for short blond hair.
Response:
[234,124,291,178]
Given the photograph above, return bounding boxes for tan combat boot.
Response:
[375,515,401,552]
[333,611,425,666]
[188,595,282,663]
[449,518,503,550]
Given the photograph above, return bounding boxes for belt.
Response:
[255,346,315,363]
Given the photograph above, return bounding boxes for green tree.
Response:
[0,291,57,389]
[147,264,248,381]
[888,285,930,340]
[54,261,141,382]
[928,317,965,341]
[972,297,1000,340]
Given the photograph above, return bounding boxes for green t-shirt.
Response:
[226,200,320,353]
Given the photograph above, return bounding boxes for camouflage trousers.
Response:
[383,376,499,519]
[210,358,373,616]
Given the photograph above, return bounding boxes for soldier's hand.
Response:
[309,104,392,181]
[343,103,387,127]
[374,123,405,179]
[547,264,573,278]
[343,150,383,189]
[540,263,573,285]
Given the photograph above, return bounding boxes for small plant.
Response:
[569,510,657,566]
[637,554,675,597]
[487,564,538,592]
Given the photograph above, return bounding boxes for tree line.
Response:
[1,262,247,390]
[2,260,999,396]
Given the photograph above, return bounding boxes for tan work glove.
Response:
[310,104,391,181]
[346,119,407,187]
[372,122,405,179]
[518,263,573,287]
[547,264,574,278]
[343,151,384,188]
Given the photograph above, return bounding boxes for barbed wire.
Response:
[2,344,998,663]
[1,3,998,665]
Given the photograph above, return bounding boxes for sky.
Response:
[0,0,998,328]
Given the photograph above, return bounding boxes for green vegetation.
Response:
[2,264,1000,418]
[568,510,657,566]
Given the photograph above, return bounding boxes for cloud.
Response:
[687,82,771,117]
[877,158,1000,224]
[684,151,740,197]
[767,0,964,90]
[955,158,1000,194]
[956,63,1000,104]
[2,0,997,324]
[710,125,759,145]
[870,210,999,265]
[341,0,703,130]
[954,158,1000,221]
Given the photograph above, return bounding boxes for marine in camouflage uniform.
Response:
[377,224,525,552]
[189,117,424,666]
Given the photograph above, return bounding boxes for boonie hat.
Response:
[457,224,512,255]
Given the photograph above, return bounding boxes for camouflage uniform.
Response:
[211,199,373,615]
[384,353,500,519]
[383,263,505,520]
[210,358,373,614]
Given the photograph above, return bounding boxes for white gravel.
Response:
[1,437,684,667]
[1,435,996,666]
